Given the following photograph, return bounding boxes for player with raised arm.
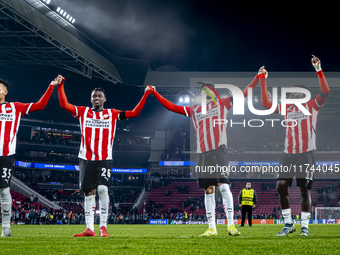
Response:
[57,76,154,237]
[151,71,262,237]
[0,76,60,237]
[260,55,330,237]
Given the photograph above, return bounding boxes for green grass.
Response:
[1,224,340,254]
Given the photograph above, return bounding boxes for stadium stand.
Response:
[141,179,340,220]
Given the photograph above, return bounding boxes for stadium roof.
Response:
[0,0,123,84]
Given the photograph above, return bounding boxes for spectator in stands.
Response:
[40,209,47,225]
[15,210,20,224]
[68,211,74,225]
[20,208,25,222]
[25,211,30,224]
[30,209,38,225]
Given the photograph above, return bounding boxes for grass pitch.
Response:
[0,224,339,254]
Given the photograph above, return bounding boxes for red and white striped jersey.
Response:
[184,97,232,153]
[276,97,325,154]
[73,106,121,161]
[0,102,32,156]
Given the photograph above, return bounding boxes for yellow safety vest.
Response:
[241,188,254,206]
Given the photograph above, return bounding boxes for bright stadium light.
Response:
[38,0,51,6]
[55,6,76,24]
[179,97,184,103]
[184,96,190,103]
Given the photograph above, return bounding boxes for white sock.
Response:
[85,195,96,231]
[301,211,310,229]
[98,185,109,228]
[204,193,216,230]
[282,208,292,224]
[218,184,234,227]
[1,187,12,229]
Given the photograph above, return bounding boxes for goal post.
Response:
[315,207,340,223]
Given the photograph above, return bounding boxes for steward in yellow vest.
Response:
[238,182,257,227]
[241,189,255,206]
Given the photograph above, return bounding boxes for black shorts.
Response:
[79,159,112,192]
[0,156,13,188]
[196,145,230,189]
[278,150,316,189]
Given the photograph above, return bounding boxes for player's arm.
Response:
[259,67,280,114]
[118,85,154,121]
[238,190,242,207]
[242,72,261,97]
[56,75,77,116]
[24,80,56,115]
[153,86,189,117]
[312,55,330,107]
[253,190,257,208]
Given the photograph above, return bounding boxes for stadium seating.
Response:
[142,179,339,218]
[10,190,41,210]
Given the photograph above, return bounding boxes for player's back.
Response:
[188,97,232,153]
[283,99,321,154]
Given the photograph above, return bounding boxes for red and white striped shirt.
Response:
[0,85,54,156]
[276,97,325,154]
[184,97,232,153]
[0,102,32,156]
[72,106,121,161]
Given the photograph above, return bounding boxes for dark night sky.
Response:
[51,0,340,72]
[2,0,339,126]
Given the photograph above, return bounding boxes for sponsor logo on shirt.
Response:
[0,113,14,121]
[196,107,219,122]
[85,119,111,128]
[287,109,308,121]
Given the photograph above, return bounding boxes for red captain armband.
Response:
[317,70,324,78]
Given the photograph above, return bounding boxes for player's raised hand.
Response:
[258,66,268,78]
[51,75,65,86]
[144,85,155,96]
[311,54,321,71]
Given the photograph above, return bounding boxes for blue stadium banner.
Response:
[159,161,340,167]
[149,219,168,225]
[159,161,196,166]
[17,160,340,171]
[16,161,147,173]
[112,168,147,173]
[16,161,79,170]
[16,161,34,168]
[34,163,79,170]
